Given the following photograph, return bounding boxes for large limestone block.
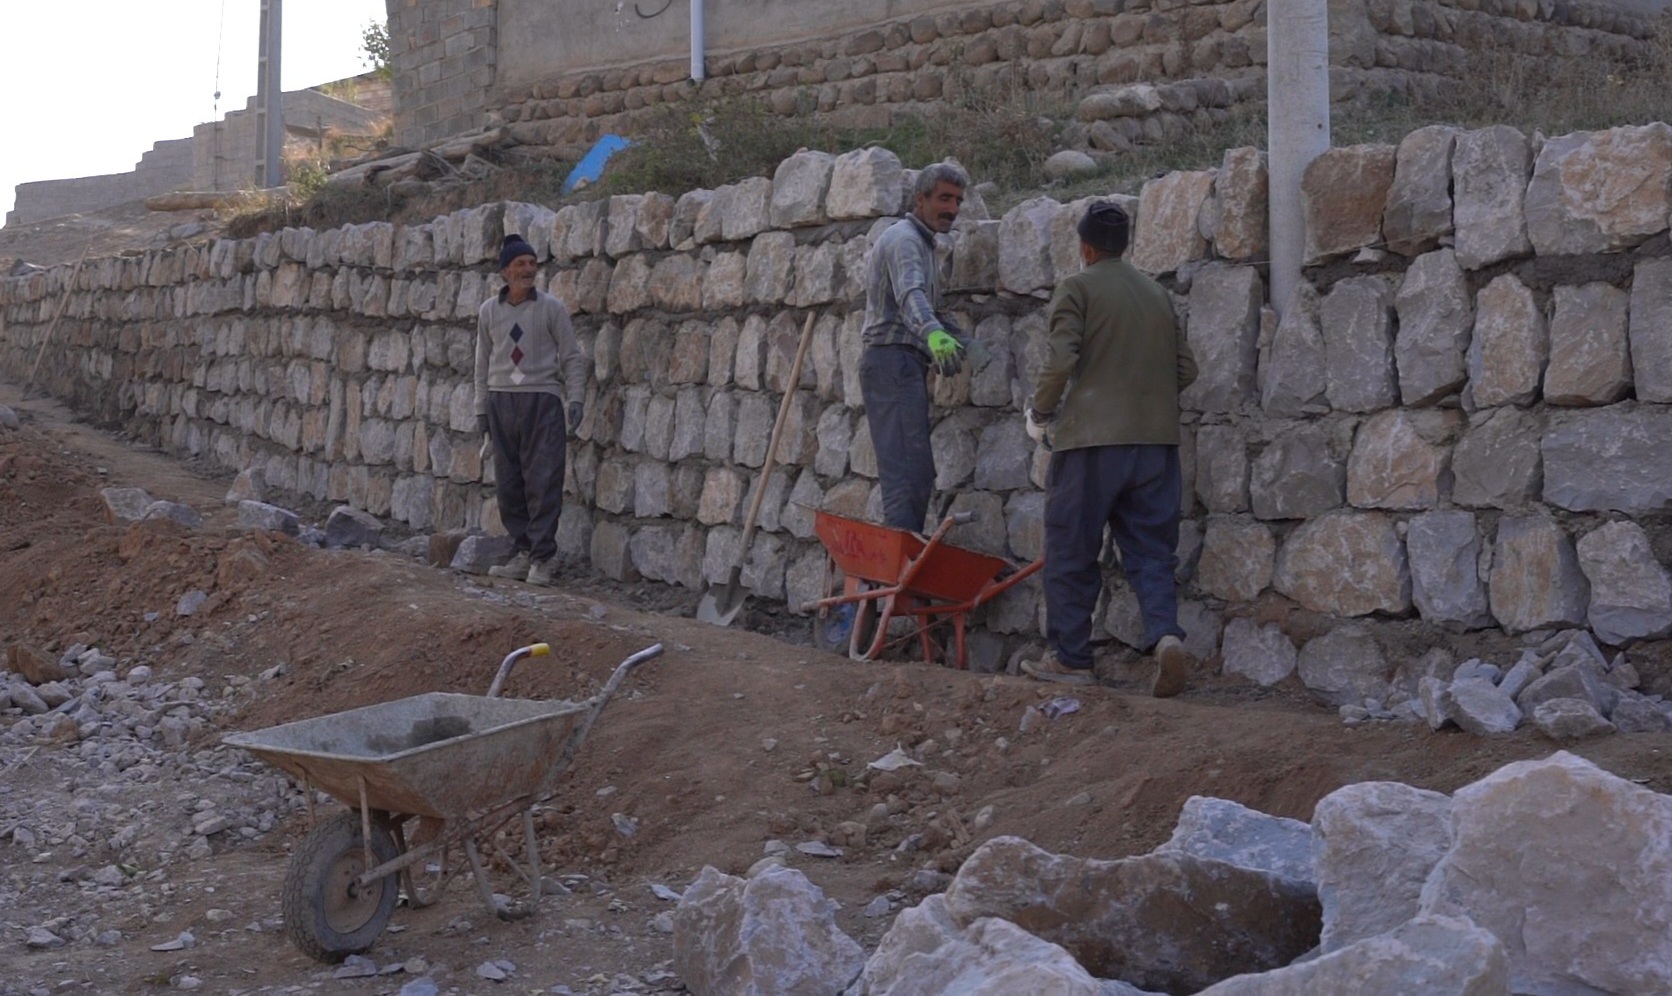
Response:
[1312,781,1454,953]
[1180,265,1262,413]
[1195,516,1274,602]
[1193,914,1509,996]
[1629,258,1672,403]
[1301,145,1396,264]
[1488,516,1588,634]
[1394,248,1472,406]
[649,255,706,312]
[1452,406,1541,510]
[1250,420,1347,521]
[1576,520,1672,645]
[1273,511,1410,617]
[1543,406,1672,513]
[1259,284,1328,415]
[1452,125,1533,270]
[997,197,1061,294]
[1346,409,1453,510]
[1322,276,1397,414]
[770,150,836,229]
[828,147,905,220]
[1419,752,1672,996]
[949,219,1001,293]
[603,194,645,257]
[744,232,797,305]
[719,176,774,243]
[1525,124,1672,255]
[1467,273,1545,409]
[1195,424,1248,513]
[941,836,1320,994]
[1383,125,1459,257]
[1219,618,1296,687]
[860,895,1107,996]
[1407,510,1493,631]
[1131,170,1214,276]
[673,864,865,996]
[1296,624,1392,707]
[1158,796,1314,893]
[1546,282,1631,406]
[1206,146,1267,263]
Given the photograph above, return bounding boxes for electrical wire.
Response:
[212,0,226,115]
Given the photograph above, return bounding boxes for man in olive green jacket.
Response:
[1021,200,1199,696]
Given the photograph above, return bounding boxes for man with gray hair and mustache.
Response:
[858,161,971,533]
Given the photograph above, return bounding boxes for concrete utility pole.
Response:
[690,0,706,81]
[1266,0,1331,318]
[256,0,284,188]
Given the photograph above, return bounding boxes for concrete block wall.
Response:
[6,122,1672,673]
[389,0,498,148]
[7,138,195,226]
[192,89,391,193]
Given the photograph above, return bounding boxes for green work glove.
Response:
[926,328,963,364]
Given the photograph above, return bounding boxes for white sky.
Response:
[0,0,388,220]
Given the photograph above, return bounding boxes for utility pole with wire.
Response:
[255,0,284,189]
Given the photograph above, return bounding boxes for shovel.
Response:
[697,311,816,626]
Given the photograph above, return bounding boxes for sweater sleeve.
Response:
[553,299,588,404]
[473,301,492,416]
[883,235,945,343]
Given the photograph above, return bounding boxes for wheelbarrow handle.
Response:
[487,643,551,698]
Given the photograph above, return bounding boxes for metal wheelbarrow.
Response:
[801,509,1041,669]
[223,642,662,963]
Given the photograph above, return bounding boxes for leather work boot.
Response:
[1020,650,1095,686]
[487,550,532,579]
[525,558,555,587]
[1151,635,1190,698]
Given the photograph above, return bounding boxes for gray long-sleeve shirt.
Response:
[860,215,946,356]
[473,287,588,415]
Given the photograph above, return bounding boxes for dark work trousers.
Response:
[487,391,568,563]
[859,344,936,532]
[1044,443,1185,668]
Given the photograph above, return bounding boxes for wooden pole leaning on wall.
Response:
[23,246,91,401]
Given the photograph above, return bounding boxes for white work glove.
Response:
[1025,406,1055,449]
[478,434,491,462]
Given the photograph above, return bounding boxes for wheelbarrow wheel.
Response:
[282,811,400,963]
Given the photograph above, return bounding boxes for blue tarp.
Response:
[562,135,632,194]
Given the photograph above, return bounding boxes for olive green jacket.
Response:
[1033,256,1197,450]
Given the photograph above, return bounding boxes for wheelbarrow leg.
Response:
[522,809,542,906]
[463,838,503,918]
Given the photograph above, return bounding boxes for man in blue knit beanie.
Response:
[476,234,588,585]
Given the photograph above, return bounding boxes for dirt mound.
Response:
[5,381,1672,991]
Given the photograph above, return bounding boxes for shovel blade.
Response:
[697,574,748,626]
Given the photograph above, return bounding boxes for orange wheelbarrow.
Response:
[801,509,1042,669]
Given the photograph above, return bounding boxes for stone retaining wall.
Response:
[5,121,1672,670]
[478,0,1657,160]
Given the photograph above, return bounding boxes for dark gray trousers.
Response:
[859,344,935,532]
[1044,444,1185,667]
[487,391,568,563]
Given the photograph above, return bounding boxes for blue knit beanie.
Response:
[498,234,536,269]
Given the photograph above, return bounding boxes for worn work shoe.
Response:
[525,558,555,587]
[1151,634,1190,699]
[1020,650,1096,686]
[487,551,532,579]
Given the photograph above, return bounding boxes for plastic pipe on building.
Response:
[691,0,706,81]
[1266,0,1330,318]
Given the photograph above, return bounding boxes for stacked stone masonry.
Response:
[6,123,1672,670]
[477,0,1656,159]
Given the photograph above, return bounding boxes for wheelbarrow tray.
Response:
[224,693,589,820]
[812,508,1011,603]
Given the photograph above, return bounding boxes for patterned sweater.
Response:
[473,287,588,415]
